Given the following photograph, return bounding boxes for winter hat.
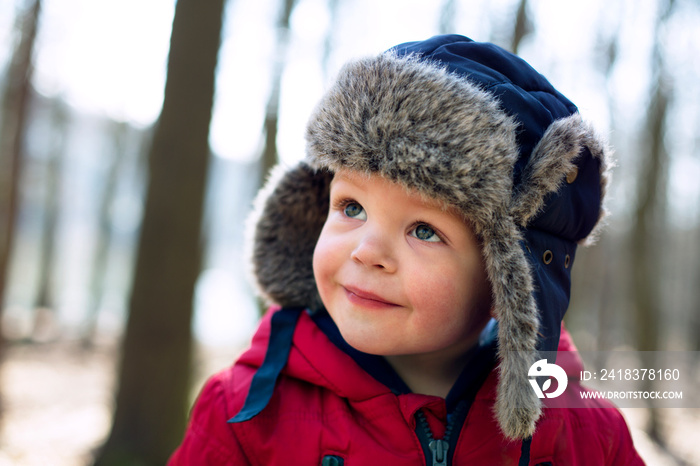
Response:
[241,35,611,440]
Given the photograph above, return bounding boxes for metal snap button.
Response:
[543,250,553,265]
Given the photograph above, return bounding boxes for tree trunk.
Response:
[594,14,620,357]
[0,0,42,354]
[255,0,298,315]
[438,0,457,35]
[510,0,531,54]
[694,219,700,351]
[630,0,675,445]
[320,0,341,81]
[31,99,69,341]
[81,121,130,347]
[93,0,226,463]
[258,0,298,189]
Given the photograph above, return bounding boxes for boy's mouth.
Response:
[342,285,399,309]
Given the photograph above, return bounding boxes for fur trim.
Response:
[510,114,613,245]
[579,123,614,246]
[247,163,332,310]
[511,114,588,226]
[482,223,542,439]
[305,52,519,237]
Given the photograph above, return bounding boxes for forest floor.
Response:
[0,339,698,465]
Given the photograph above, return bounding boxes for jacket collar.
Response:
[235,308,392,402]
[311,309,499,413]
[232,307,583,424]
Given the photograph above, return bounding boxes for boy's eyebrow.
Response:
[328,174,350,192]
[329,170,371,192]
[331,169,367,183]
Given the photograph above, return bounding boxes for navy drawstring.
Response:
[518,436,532,465]
[228,307,304,423]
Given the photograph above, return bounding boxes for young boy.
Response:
[170,35,643,465]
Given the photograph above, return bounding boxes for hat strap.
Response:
[229,307,304,423]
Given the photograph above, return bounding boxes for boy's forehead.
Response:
[330,168,464,218]
[330,168,371,186]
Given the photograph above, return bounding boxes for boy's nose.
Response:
[350,229,397,272]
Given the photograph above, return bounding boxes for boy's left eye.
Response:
[343,202,367,220]
[410,224,441,243]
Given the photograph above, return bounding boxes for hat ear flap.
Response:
[510,114,594,226]
[247,163,332,310]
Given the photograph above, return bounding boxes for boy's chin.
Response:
[336,325,401,356]
[338,329,430,357]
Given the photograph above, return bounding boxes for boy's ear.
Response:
[509,114,608,227]
[247,163,333,310]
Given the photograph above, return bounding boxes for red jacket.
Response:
[169,309,644,465]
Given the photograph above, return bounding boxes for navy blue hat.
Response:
[238,34,611,442]
[390,35,606,355]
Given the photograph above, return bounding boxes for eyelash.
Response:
[333,197,445,243]
[333,197,352,208]
[333,198,360,214]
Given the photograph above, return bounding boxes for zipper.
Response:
[414,401,468,466]
[428,439,449,466]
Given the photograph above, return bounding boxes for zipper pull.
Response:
[428,439,449,466]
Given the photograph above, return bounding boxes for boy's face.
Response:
[313,169,492,357]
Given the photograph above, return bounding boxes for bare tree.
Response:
[510,0,531,54]
[258,0,299,188]
[253,0,299,316]
[81,121,130,347]
[695,218,700,351]
[593,17,620,355]
[93,0,226,463]
[31,98,69,341]
[630,0,675,445]
[321,0,341,81]
[438,0,457,35]
[0,0,42,356]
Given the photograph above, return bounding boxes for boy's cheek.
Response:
[314,225,348,263]
[312,236,335,287]
[312,248,335,311]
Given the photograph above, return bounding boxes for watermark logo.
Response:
[528,359,568,399]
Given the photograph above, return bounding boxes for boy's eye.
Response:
[343,202,366,220]
[411,224,441,242]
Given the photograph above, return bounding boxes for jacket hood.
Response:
[244,35,610,440]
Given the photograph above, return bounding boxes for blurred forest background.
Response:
[0,0,699,464]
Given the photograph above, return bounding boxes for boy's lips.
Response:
[342,285,399,309]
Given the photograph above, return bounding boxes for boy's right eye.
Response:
[343,202,366,220]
